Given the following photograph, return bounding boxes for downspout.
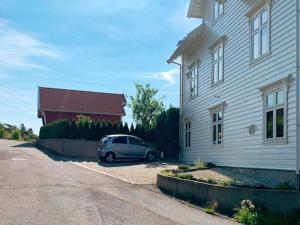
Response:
[170,60,183,163]
[296,0,300,191]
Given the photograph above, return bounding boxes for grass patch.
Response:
[175,173,194,180]
[207,177,218,184]
[204,201,218,215]
[178,164,190,170]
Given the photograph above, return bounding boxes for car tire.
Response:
[105,152,116,163]
[146,152,156,161]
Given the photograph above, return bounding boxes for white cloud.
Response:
[144,68,180,86]
[0,19,61,71]
[70,0,150,14]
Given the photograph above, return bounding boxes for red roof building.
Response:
[38,87,126,125]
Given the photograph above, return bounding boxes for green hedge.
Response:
[39,107,180,159]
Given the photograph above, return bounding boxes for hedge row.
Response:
[39,107,179,158]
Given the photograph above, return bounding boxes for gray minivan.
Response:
[97,134,158,162]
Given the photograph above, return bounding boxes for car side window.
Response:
[113,136,127,144]
[129,137,144,146]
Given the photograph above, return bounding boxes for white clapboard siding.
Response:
[180,0,297,170]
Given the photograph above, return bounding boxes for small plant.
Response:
[234,200,259,225]
[175,173,194,180]
[178,164,190,170]
[11,129,21,140]
[193,160,208,169]
[220,180,232,186]
[275,182,294,190]
[160,169,174,177]
[207,177,217,184]
[204,201,218,215]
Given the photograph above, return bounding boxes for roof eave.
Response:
[167,24,205,64]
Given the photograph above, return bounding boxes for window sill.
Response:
[211,81,224,89]
[263,138,288,145]
[249,53,271,67]
[210,144,223,149]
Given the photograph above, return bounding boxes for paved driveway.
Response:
[0,139,239,225]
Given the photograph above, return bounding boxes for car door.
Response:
[111,136,130,158]
[128,137,147,158]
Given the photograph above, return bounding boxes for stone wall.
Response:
[38,139,99,159]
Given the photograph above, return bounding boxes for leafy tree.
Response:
[0,127,5,138]
[129,83,164,129]
[76,115,92,124]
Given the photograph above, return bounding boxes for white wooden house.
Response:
[168,0,300,187]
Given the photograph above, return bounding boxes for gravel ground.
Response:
[74,160,178,184]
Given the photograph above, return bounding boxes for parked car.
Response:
[97,134,158,162]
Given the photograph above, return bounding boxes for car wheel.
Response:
[146,152,156,161]
[105,152,116,163]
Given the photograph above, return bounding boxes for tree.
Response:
[129,83,164,129]
[69,120,78,139]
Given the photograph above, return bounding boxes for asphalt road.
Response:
[0,140,238,225]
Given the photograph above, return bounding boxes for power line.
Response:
[3,73,179,94]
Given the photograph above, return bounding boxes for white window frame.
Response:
[187,62,199,98]
[250,5,271,63]
[214,0,224,20]
[210,106,224,148]
[263,85,288,144]
[212,43,224,85]
[184,120,191,149]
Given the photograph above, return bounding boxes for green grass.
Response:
[175,173,194,180]
[204,201,218,215]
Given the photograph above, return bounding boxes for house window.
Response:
[212,44,224,85]
[185,121,191,148]
[264,88,286,143]
[214,0,224,20]
[190,64,198,97]
[251,7,270,61]
[211,110,223,146]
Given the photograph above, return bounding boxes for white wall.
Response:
[180,0,297,170]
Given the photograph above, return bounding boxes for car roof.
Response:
[106,134,141,139]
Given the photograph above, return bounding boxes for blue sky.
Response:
[0,0,199,133]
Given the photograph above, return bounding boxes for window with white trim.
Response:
[264,88,286,143]
[190,64,198,97]
[251,7,270,61]
[212,44,224,84]
[214,0,224,20]
[211,110,223,146]
[185,121,191,148]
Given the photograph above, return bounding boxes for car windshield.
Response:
[99,136,110,145]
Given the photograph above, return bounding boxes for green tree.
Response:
[129,83,164,129]
[123,122,130,134]
[69,120,78,139]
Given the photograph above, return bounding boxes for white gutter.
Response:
[296,0,300,191]
[169,60,183,163]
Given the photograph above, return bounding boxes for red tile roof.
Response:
[38,87,126,116]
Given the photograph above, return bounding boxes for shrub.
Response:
[175,173,194,180]
[207,178,218,184]
[275,182,294,190]
[234,200,259,225]
[204,201,218,215]
[0,128,5,138]
[193,160,208,169]
[11,129,21,140]
[160,169,174,177]
[178,164,190,170]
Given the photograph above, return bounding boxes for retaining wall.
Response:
[157,174,300,213]
[38,139,99,159]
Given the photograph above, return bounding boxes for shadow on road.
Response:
[12,142,177,167]
[97,160,174,168]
